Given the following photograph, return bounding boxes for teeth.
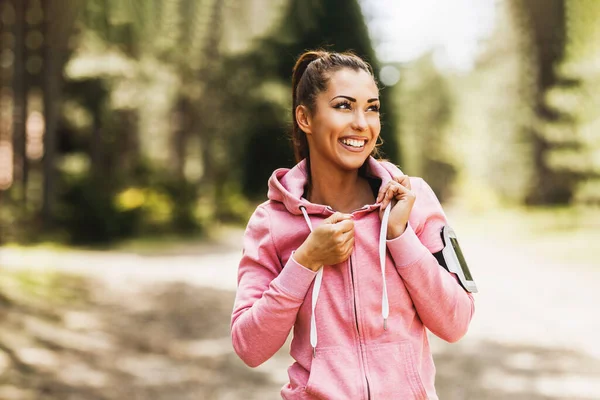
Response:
[341,139,365,148]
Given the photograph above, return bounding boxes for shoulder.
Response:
[245,200,310,267]
[245,200,298,242]
[252,200,290,223]
[378,160,404,176]
[377,160,430,195]
[246,200,284,233]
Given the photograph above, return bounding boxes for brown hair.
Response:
[291,50,381,164]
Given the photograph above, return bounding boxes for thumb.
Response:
[324,212,352,224]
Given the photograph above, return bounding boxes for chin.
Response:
[338,153,371,171]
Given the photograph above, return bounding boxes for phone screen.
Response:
[450,237,473,281]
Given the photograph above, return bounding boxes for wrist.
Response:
[293,247,322,272]
[387,222,408,240]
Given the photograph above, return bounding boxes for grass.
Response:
[2,234,205,253]
[1,222,241,255]
[0,269,91,307]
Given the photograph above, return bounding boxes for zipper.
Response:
[349,254,371,400]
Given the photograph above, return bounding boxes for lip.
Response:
[338,136,369,153]
[340,135,369,140]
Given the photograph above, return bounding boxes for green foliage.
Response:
[0,269,91,306]
[505,0,600,205]
[544,0,600,204]
[56,175,141,244]
[2,0,400,245]
[446,0,536,206]
[228,0,399,200]
[395,54,455,201]
[434,0,600,206]
[54,157,204,244]
[0,191,41,245]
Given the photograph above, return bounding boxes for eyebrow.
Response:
[330,95,379,103]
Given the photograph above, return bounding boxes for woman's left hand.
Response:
[376,175,416,239]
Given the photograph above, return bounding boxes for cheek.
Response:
[318,113,348,135]
[369,116,381,133]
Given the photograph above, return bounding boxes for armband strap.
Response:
[433,250,447,271]
[434,226,478,293]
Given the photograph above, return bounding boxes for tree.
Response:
[395,54,455,201]
[11,0,27,203]
[510,0,573,204]
[544,0,600,204]
[238,0,399,198]
[41,0,82,224]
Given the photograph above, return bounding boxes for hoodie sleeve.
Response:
[231,205,316,367]
[386,178,475,343]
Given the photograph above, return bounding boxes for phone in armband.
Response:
[436,226,478,293]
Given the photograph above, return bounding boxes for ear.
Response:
[295,105,312,135]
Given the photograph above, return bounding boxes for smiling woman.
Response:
[297,69,381,168]
[231,50,475,400]
[291,51,383,212]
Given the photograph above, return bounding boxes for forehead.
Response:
[324,68,378,98]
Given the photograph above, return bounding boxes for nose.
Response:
[351,110,368,132]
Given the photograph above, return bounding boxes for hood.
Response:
[267,156,400,215]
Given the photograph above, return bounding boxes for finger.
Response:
[337,228,354,246]
[334,229,353,253]
[394,175,411,190]
[377,177,407,203]
[325,212,352,224]
[336,219,355,234]
[381,181,411,211]
[390,181,411,199]
[344,237,355,256]
[339,234,354,255]
[380,182,399,210]
[376,181,392,203]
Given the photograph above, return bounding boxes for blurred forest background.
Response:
[0,0,597,245]
[1,1,600,400]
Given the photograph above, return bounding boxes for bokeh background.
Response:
[0,0,599,399]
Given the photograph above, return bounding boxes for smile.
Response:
[340,138,367,149]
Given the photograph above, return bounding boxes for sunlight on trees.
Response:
[0,0,598,245]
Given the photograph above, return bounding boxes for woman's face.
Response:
[301,68,381,172]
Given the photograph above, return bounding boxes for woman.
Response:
[231,50,475,400]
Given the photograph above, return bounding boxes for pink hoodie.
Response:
[231,157,475,400]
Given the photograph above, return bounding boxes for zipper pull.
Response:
[313,347,316,358]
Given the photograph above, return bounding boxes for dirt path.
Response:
[1,224,599,399]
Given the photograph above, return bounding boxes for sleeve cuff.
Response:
[386,224,430,268]
[272,253,317,299]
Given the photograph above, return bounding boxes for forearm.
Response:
[231,256,316,367]
[388,225,475,342]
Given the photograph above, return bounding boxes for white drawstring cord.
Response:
[300,206,322,357]
[379,203,392,330]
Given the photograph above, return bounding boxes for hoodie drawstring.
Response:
[379,203,392,330]
[300,206,321,357]
[300,203,392,357]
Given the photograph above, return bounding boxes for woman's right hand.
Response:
[293,212,355,272]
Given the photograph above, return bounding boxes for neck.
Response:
[306,157,373,213]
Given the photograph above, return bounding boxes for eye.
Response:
[367,104,380,112]
[334,101,352,110]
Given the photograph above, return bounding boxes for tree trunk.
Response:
[40,0,80,225]
[41,1,59,224]
[517,0,570,204]
[172,98,188,180]
[90,110,102,180]
[12,0,28,203]
[197,0,224,205]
